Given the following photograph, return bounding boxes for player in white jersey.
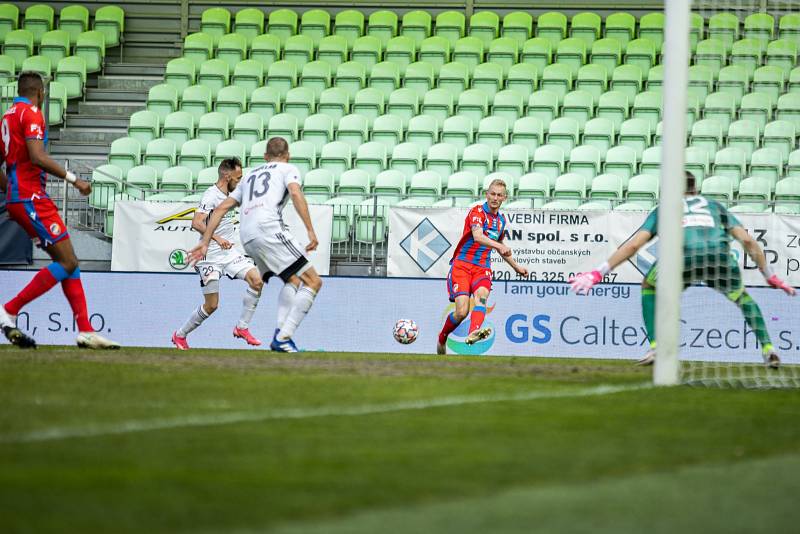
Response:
[172,158,264,350]
[189,137,323,353]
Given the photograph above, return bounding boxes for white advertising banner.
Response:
[0,271,798,364]
[111,201,333,274]
[388,208,800,287]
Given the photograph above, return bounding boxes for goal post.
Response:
[654,0,692,386]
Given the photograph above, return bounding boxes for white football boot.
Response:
[636,349,656,366]
[465,327,492,345]
[77,332,121,350]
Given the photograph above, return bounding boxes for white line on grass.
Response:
[0,383,649,444]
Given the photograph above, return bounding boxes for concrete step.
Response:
[98,76,162,91]
[78,101,145,117]
[50,141,110,157]
[66,114,130,129]
[58,129,128,144]
[104,63,166,77]
[85,88,147,103]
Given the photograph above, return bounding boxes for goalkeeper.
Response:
[570,171,795,368]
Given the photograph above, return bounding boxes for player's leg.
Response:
[273,266,322,351]
[273,281,299,343]
[173,273,220,350]
[709,258,779,368]
[637,264,659,365]
[232,267,264,346]
[465,269,493,345]
[438,263,470,354]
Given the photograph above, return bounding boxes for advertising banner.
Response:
[0,271,797,364]
[388,207,800,287]
[111,201,333,274]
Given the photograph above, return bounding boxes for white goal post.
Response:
[654,0,692,386]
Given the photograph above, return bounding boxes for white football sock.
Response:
[277,286,316,341]
[276,282,298,330]
[237,287,261,329]
[177,305,209,337]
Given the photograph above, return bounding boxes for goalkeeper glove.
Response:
[569,270,603,295]
[767,274,796,296]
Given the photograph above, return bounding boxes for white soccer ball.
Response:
[393,319,419,344]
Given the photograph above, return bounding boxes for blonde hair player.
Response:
[437,179,528,355]
[188,138,322,353]
[570,171,796,368]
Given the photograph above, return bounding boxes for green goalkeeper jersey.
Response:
[640,195,742,254]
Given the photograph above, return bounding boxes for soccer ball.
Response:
[393,319,419,344]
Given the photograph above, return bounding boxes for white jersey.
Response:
[197,185,238,256]
[230,161,301,244]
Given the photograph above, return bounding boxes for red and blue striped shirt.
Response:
[451,202,506,268]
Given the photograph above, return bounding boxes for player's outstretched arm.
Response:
[25,138,89,195]
[731,226,796,296]
[287,182,318,252]
[470,226,511,257]
[188,197,238,263]
[501,253,528,277]
[570,230,652,294]
[190,210,232,249]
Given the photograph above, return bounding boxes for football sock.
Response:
[61,268,92,332]
[276,283,298,330]
[177,305,210,338]
[734,291,772,349]
[5,262,68,316]
[277,286,316,341]
[237,287,261,329]
[641,287,656,346]
[468,305,487,333]
[438,312,463,344]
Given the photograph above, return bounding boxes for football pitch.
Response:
[1,346,799,533]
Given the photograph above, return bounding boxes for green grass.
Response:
[1,346,799,533]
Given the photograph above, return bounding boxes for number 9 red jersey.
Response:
[1,96,48,203]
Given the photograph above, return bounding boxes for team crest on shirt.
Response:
[49,223,60,235]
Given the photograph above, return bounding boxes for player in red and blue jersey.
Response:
[0,71,119,349]
[437,179,528,354]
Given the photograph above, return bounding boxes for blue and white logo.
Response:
[635,239,659,274]
[400,218,451,272]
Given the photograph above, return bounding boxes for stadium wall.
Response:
[2,270,797,363]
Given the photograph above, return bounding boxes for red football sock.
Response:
[5,267,59,315]
[62,276,92,332]
[438,312,463,344]
[468,306,487,333]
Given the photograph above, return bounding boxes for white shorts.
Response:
[244,228,311,283]
[196,249,255,294]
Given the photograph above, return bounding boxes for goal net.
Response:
[657,1,800,388]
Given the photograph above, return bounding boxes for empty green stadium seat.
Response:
[604,146,637,184]
[267,9,298,46]
[318,35,348,70]
[701,175,734,204]
[406,114,439,153]
[301,113,334,153]
[610,64,643,101]
[23,4,53,46]
[431,11,464,49]
[354,142,387,181]
[517,172,551,200]
[401,10,431,48]
[266,112,298,143]
[183,32,213,67]
[743,13,774,48]
[459,145,490,184]
[369,61,400,98]
[229,112,263,148]
[441,115,474,158]
[476,115,510,158]
[562,90,594,131]
[248,86,281,123]
[731,38,763,80]
[708,13,739,53]
[712,147,747,189]
[144,138,177,179]
[200,7,230,47]
[336,113,369,151]
[371,113,403,151]
[556,37,587,78]
[569,14,600,51]
[576,63,607,105]
[177,139,212,179]
[732,176,772,213]
[161,166,193,193]
[54,55,86,99]
[299,9,330,48]
[456,89,489,127]
[318,87,349,127]
[21,55,50,77]
[627,173,659,205]
[604,12,636,48]
[403,61,435,99]
[352,87,385,128]
[318,140,352,177]
[0,3,18,44]
[424,143,457,179]
[250,34,281,67]
[763,120,796,164]
[596,90,630,133]
[590,38,621,76]
[766,39,797,76]
[521,37,551,75]
[213,139,246,166]
[125,164,157,194]
[388,142,422,179]
[532,144,565,182]
[196,111,229,149]
[161,111,194,148]
[639,12,665,53]
[536,11,567,47]
[437,61,470,96]
[75,30,105,73]
[288,139,316,176]
[447,170,480,197]
[581,118,614,160]
[266,60,297,99]
[334,9,364,49]
[3,29,32,70]
[527,90,559,129]
[284,34,314,69]
[303,168,335,201]
[93,6,123,49]
[233,8,264,46]
[39,29,69,66]
[367,10,397,50]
